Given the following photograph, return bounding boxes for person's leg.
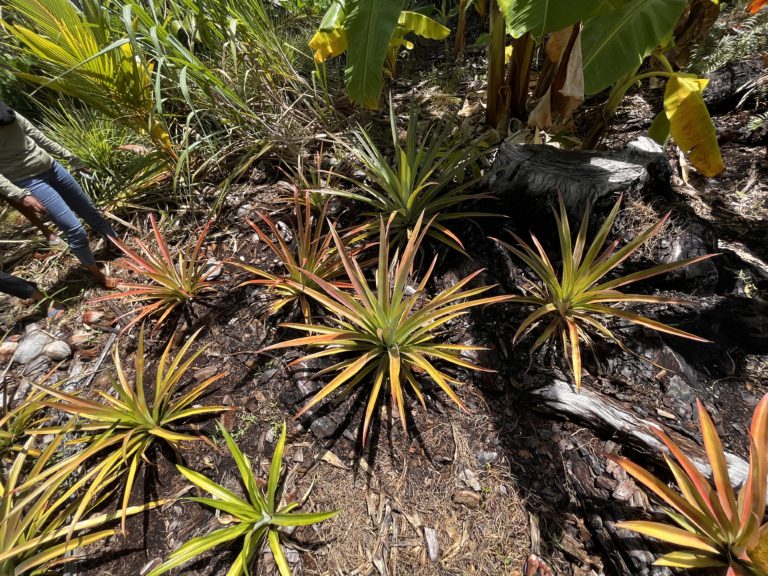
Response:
[3,196,60,244]
[0,272,41,300]
[46,161,115,238]
[15,172,115,288]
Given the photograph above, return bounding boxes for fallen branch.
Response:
[525,379,749,487]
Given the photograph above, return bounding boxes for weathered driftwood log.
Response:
[525,379,750,487]
[483,137,671,224]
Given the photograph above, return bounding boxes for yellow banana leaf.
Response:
[663,73,724,177]
[310,28,348,62]
[397,11,449,40]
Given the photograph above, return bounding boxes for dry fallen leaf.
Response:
[319,449,348,469]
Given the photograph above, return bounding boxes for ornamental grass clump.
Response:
[238,191,365,321]
[264,213,510,443]
[612,395,768,574]
[492,194,714,390]
[148,422,338,576]
[93,214,220,334]
[34,327,230,529]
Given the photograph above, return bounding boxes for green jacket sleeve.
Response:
[0,172,29,202]
[17,114,78,164]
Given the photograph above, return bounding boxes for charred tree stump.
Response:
[481,137,722,290]
[482,137,671,229]
[704,58,767,113]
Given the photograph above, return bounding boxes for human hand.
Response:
[70,158,91,175]
[22,194,47,216]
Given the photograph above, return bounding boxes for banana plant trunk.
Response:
[505,32,534,121]
[453,0,467,56]
[485,0,506,127]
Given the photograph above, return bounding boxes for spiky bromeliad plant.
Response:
[264,213,511,443]
[93,214,220,334]
[0,433,161,576]
[34,327,230,529]
[611,395,768,574]
[332,103,490,251]
[148,422,338,576]
[0,387,50,460]
[238,191,365,322]
[492,194,713,390]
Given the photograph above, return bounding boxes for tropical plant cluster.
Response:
[1,0,766,574]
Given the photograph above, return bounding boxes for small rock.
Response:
[452,490,481,508]
[265,426,277,444]
[203,258,222,281]
[458,468,481,492]
[259,368,278,385]
[13,331,54,364]
[476,450,499,466]
[282,546,300,565]
[280,378,322,406]
[24,323,40,335]
[276,221,292,243]
[236,204,253,219]
[43,341,72,361]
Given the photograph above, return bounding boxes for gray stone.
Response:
[476,450,499,466]
[282,546,301,565]
[259,368,278,385]
[43,341,72,361]
[236,203,253,218]
[23,355,51,377]
[24,323,40,335]
[13,331,54,364]
[279,378,322,407]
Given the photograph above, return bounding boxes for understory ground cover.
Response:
[1,0,767,574]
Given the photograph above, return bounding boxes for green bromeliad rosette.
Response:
[149,422,339,576]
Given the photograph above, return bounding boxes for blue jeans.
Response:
[14,161,115,266]
[0,272,38,299]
